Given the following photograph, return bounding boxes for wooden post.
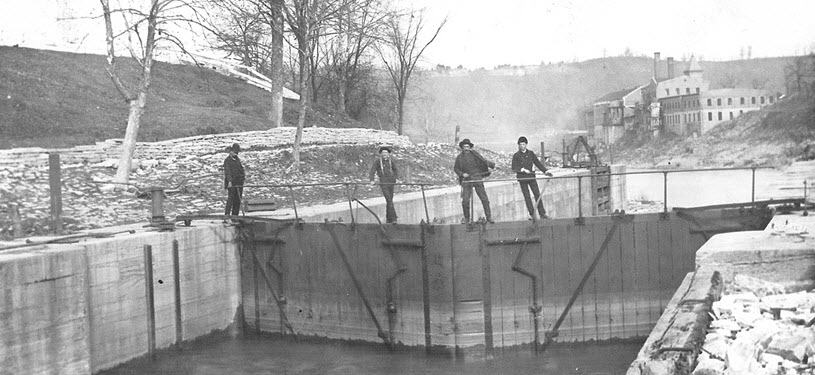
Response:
[48,153,63,234]
[540,141,545,161]
[172,240,183,346]
[143,245,156,359]
[9,203,23,238]
[454,125,460,145]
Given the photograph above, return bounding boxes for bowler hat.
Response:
[517,136,528,144]
[230,143,241,153]
[458,138,474,149]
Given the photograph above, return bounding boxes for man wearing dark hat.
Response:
[369,145,399,224]
[454,139,495,223]
[512,136,553,220]
[223,143,245,218]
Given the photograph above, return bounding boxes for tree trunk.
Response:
[112,0,157,184]
[114,91,148,183]
[268,0,284,128]
[292,38,310,172]
[396,91,405,135]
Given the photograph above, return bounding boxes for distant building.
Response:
[584,52,782,141]
[587,86,643,145]
[656,55,779,137]
[699,88,779,134]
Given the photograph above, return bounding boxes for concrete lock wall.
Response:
[244,212,706,352]
[0,225,241,375]
[290,167,615,224]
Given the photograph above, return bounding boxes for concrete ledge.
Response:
[696,230,815,291]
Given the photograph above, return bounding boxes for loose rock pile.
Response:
[695,275,815,374]
[0,128,514,238]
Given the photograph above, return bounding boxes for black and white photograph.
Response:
[1,0,814,374]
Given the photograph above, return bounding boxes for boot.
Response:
[484,206,494,224]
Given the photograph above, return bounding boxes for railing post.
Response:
[288,186,299,222]
[751,166,756,206]
[663,171,669,215]
[420,185,430,223]
[48,153,63,234]
[345,183,355,224]
[575,176,584,225]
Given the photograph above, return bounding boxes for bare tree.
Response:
[376,9,447,135]
[100,0,161,184]
[280,0,363,170]
[204,0,286,128]
[784,53,815,97]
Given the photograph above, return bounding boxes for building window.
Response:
[696,87,700,94]
[740,97,745,105]
[708,112,713,121]
[686,88,690,94]
[707,98,712,106]
[739,110,743,115]
[666,89,670,96]
[729,112,733,120]
[683,114,687,123]
[751,97,756,104]
[718,112,722,120]
[727,98,732,105]
[717,98,722,106]
[760,96,765,104]
[676,88,680,95]
[769,96,774,103]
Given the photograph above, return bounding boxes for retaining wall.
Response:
[0,225,240,375]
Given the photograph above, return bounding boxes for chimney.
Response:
[653,52,661,80]
[667,57,675,79]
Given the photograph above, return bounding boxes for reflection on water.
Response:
[99,334,644,375]
[626,168,788,209]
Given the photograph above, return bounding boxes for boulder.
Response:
[693,356,725,375]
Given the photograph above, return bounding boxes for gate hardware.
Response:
[486,237,541,246]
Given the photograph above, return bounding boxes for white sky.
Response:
[1,0,814,68]
[409,0,815,68]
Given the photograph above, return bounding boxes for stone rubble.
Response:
[0,128,516,238]
[693,275,815,375]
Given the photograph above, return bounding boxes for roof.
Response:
[684,55,703,74]
[594,86,640,104]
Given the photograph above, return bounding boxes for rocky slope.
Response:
[612,95,815,169]
[0,128,515,238]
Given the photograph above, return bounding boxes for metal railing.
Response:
[228,166,782,225]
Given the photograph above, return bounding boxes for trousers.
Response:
[518,178,546,218]
[380,184,397,223]
[461,179,491,221]
[225,187,243,216]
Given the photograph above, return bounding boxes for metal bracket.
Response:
[659,211,671,220]
[574,217,586,226]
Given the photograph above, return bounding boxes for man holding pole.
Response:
[454,138,495,224]
[512,136,552,220]
[223,143,245,219]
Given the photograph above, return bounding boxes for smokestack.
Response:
[667,57,675,79]
[653,52,661,80]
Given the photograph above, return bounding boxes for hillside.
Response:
[612,94,815,168]
[407,55,793,146]
[0,46,362,149]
